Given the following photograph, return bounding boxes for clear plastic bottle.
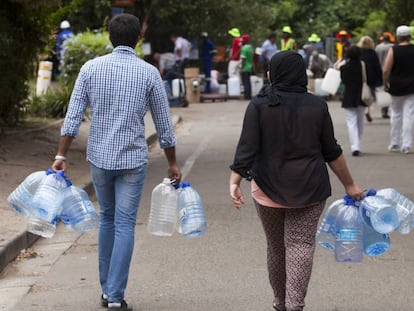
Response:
[148,178,178,236]
[61,185,99,233]
[7,170,46,217]
[376,188,414,235]
[27,170,69,238]
[362,224,391,257]
[359,195,400,234]
[335,197,363,263]
[177,182,206,237]
[316,199,345,251]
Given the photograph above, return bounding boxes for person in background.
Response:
[152,52,175,79]
[302,33,324,67]
[357,36,383,123]
[375,32,395,119]
[170,33,191,76]
[261,33,278,82]
[340,46,366,157]
[307,50,332,79]
[200,32,217,93]
[240,34,253,100]
[229,51,362,311]
[335,29,351,61]
[227,27,242,78]
[51,14,181,310]
[280,26,297,51]
[383,25,414,155]
[53,20,74,78]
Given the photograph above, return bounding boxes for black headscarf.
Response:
[258,51,307,105]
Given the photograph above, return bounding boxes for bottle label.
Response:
[336,228,360,241]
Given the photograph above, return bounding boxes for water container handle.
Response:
[47,168,72,186]
[343,194,356,206]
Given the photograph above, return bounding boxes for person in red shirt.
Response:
[227,27,242,77]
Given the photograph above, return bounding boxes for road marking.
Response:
[181,136,211,181]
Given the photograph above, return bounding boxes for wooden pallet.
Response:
[200,93,228,103]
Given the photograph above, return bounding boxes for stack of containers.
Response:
[148,179,206,238]
[7,169,99,238]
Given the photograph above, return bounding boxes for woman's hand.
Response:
[230,183,245,209]
[345,183,364,201]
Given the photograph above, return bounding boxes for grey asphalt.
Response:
[1,99,414,311]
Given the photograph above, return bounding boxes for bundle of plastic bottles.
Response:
[7,169,99,238]
[316,188,414,263]
[148,178,206,238]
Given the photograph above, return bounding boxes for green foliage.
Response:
[0,0,58,125]
[29,84,73,118]
[60,30,143,86]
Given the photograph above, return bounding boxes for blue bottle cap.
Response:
[343,195,355,206]
[181,181,191,188]
[365,188,377,197]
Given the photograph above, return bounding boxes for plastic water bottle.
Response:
[61,185,99,233]
[177,182,206,237]
[316,199,345,251]
[148,178,178,236]
[7,170,46,217]
[335,196,363,263]
[359,195,400,234]
[27,170,69,238]
[376,188,414,235]
[362,224,391,257]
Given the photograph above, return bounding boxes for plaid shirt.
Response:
[61,46,176,170]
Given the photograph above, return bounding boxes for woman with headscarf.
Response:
[229,51,362,311]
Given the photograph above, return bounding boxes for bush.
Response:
[29,84,73,118]
[28,30,144,119]
[60,30,144,86]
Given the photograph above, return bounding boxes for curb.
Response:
[0,114,182,273]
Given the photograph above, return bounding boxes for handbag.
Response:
[361,61,373,106]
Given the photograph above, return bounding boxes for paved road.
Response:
[1,100,414,311]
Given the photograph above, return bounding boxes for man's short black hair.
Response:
[109,13,141,48]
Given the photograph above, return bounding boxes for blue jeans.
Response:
[91,163,147,303]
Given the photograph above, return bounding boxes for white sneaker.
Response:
[388,145,400,152]
[401,147,411,154]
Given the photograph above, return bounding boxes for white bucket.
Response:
[227,76,241,96]
[250,75,263,97]
[172,78,185,97]
[375,87,392,107]
[321,68,341,95]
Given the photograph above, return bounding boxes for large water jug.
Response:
[314,78,329,97]
[362,224,391,257]
[7,170,46,217]
[316,199,345,251]
[177,182,206,237]
[27,170,69,238]
[61,185,99,233]
[227,76,241,97]
[172,78,185,97]
[376,188,414,235]
[321,68,341,95]
[359,195,400,234]
[148,178,178,236]
[335,197,363,263]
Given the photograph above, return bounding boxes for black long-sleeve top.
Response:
[230,90,343,207]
